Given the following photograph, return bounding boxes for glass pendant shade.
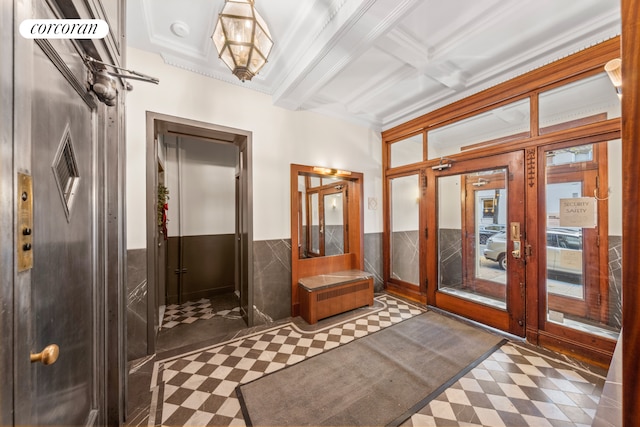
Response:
[212,0,273,82]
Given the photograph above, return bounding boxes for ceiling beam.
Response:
[272,0,422,111]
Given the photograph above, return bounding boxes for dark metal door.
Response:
[14,3,102,425]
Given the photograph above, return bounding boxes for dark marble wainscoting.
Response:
[252,234,386,324]
[607,235,622,330]
[390,231,420,285]
[439,228,463,288]
[252,239,292,325]
[127,248,148,361]
[166,234,235,304]
[364,232,384,292]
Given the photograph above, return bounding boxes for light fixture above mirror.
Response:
[211,0,274,82]
[312,166,352,176]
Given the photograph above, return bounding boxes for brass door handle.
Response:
[30,344,59,365]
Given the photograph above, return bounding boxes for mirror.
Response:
[290,164,365,316]
[297,173,349,258]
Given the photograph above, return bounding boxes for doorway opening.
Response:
[145,113,253,355]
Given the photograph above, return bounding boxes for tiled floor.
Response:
[143,295,424,426]
[162,298,241,330]
[404,343,604,427]
[128,294,606,427]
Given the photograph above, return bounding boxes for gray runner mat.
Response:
[237,310,504,426]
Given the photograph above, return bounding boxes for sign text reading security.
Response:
[20,19,108,39]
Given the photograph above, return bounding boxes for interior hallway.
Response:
[125,294,607,427]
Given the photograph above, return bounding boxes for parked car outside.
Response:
[478,224,506,244]
[483,228,583,274]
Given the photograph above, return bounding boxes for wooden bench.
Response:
[298,269,374,324]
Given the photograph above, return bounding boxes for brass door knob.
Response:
[30,344,59,365]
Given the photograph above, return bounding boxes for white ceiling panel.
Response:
[126,0,621,131]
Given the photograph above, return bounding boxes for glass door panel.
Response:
[545,182,584,300]
[434,151,525,336]
[438,170,508,309]
[390,174,420,286]
[543,141,622,340]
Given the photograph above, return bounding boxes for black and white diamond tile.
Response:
[162,299,241,329]
[405,343,604,427]
[148,296,605,427]
[148,295,424,426]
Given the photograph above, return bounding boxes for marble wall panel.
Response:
[439,229,463,288]
[364,233,384,292]
[252,233,385,324]
[127,248,148,361]
[608,236,622,329]
[391,231,420,285]
[252,239,292,324]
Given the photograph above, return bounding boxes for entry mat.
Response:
[237,311,504,426]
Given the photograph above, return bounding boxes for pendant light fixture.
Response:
[211,0,273,82]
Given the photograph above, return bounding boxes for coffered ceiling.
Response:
[126,0,620,131]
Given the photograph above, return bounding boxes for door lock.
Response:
[17,173,34,271]
[510,222,522,259]
[512,241,521,259]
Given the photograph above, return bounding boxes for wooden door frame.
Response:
[622,0,640,424]
[429,151,526,336]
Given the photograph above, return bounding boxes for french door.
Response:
[431,151,526,336]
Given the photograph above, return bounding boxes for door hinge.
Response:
[596,235,600,247]
[174,268,188,275]
[425,228,428,239]
[597,294,602,306]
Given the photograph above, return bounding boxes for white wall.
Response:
[438,175,463,229]
[164,136,237,237]
[390,174,419,232]
[126,47,382,249]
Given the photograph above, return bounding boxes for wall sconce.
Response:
[312,167,352,176]
[604,58,622,99]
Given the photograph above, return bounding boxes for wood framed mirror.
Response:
[290,164,364,316]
